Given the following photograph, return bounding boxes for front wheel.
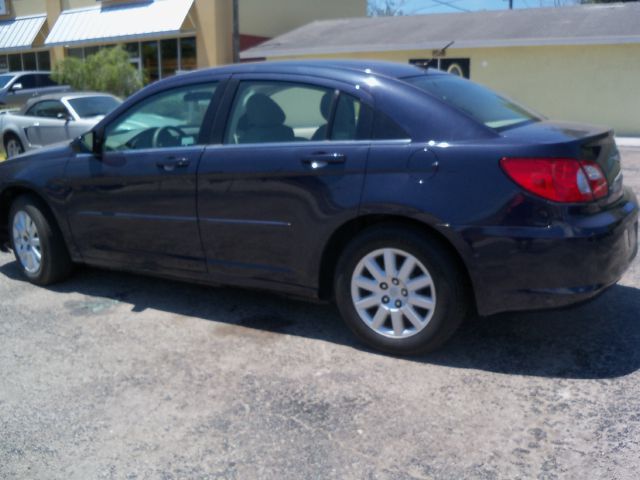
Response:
[9,195,73,285]
[334,227,470,355]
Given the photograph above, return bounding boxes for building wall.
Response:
[11,0,47,16]
[273,44,640,136]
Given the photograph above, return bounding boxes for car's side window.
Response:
[225,81,337,144]
[25,100,68,119]
[36,75,58,88]
[18,75,38,89]
[103,82,218,152]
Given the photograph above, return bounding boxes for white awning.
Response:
[0,14,47,53]
[45,0,194,47]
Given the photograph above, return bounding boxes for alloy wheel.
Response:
[12,210,42,274]
[350,248,437,339]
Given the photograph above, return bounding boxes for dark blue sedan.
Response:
[0,60,637,354]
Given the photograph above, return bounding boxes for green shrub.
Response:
[52,46,143,98]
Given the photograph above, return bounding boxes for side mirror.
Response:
[57,112,72,122]
[78,131,102,157]
[10,83,23,92]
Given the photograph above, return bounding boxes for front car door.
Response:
[197,75,373,292]
[23,99,70,146]
[64,80,224,274]
[6,74,39,108]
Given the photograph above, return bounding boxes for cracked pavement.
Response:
[1,148,639,479]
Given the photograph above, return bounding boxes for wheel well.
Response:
[3,130,20,146]
[318,215,477,311]
[0,187,54,246]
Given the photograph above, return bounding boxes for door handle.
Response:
[32,122,40,127]
[301,152,346,169]
[156,157,190,171]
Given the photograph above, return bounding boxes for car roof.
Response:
[1,71,52,76]
[161,60,444,90]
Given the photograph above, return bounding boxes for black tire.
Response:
[4,133,24,159]
[9,195,73,286]
[334,226,470,355]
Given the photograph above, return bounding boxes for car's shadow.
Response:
[2,258,639,380]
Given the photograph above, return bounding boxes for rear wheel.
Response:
[334,227,469,355]
[4,134,24,158]
[9,195,73,285]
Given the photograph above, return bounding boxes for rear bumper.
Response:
[465,188,638,316]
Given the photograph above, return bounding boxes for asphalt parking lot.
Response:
[1,148,639,480]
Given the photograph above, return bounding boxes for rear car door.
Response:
[64,80,224,273]
[197,75,373,289]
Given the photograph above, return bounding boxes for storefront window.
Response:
[142,41,159,83]
[67,48,83,59]
[8,54,21,71]
[180,37,197,71]
[161,39,178,78]
[22,52,37,70]
[125,43,140,58]
[0,55,8,72]
[37,51,51,71]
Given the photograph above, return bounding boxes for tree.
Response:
[52,46,143,98]
[368,0,407,16]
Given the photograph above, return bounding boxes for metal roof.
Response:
[241,2,640,59]
[45,0,194,47]
[0,14,47,53]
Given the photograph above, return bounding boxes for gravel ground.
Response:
[1,148,639,480]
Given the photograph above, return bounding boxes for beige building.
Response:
[0,0,366,81]
[242,3,640,137]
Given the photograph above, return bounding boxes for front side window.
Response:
[17,74,37,89]
[405,74,540,130]
[225,81,367,144]
[26,100,68,119]
[103,82,218,151]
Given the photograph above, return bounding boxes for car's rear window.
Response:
[68,96,121,118]
[404,74,541,130]
[0,75,13,89]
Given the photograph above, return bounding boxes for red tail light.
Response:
[500,157,608,203]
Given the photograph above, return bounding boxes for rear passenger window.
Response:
[224,81,370,144]
[37,75,58,87]
[225,81,332,144]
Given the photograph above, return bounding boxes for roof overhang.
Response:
[242,35,640,59]
[0,14,47,53]
[45,0,195,48]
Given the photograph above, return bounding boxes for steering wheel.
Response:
[152,125,185,148]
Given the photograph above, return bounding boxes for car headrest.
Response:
[245,93,286,127]
[320,91,333,121]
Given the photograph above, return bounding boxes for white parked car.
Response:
[1,92,121,158]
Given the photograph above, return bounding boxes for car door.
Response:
[64,80,224,273]
[197,75,373,289]
[23,99,70,146]
[6,74,39,108]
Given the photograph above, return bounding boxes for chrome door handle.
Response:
[301,152,346,169]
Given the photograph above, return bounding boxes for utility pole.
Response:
[232,0,240,63]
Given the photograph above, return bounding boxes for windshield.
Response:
[404,74,541,130]
[68,96,121,118]
[0,75,14,89]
